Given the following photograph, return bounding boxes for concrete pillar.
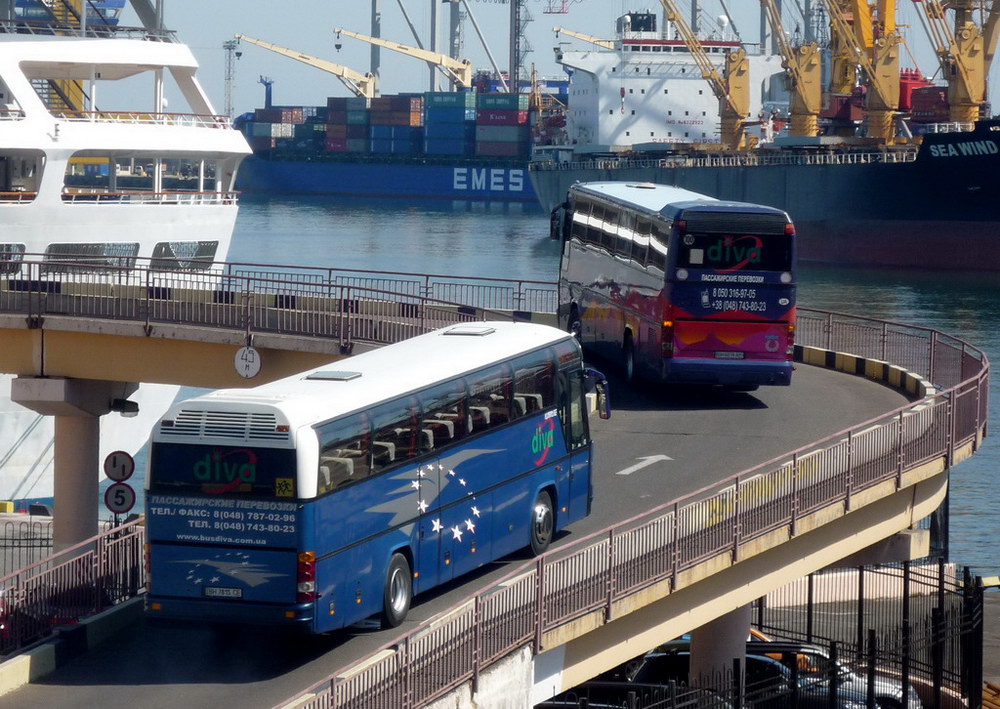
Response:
[11,377,138,552]
[689,604,751,685]
[53,415,100,551]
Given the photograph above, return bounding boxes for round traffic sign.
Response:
[104,482,136,515]
[235,345,261,379]
[103,451,135,482]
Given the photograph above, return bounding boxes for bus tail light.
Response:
[297,551,316,603]
[661,320,674,358]
[784,222,796,235]
[786,322,796,358]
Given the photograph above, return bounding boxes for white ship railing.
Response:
[530,146,921,172]
[0,19,176,42]
[0,109,25,121]
[52,111,233,130]
[0,191,34,204]
[58,190,239,206]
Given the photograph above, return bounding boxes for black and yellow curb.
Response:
[0,596,143,697]
[795,344,937,398]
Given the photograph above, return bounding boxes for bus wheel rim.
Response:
[534,502,552,544]
[389,567,407,613]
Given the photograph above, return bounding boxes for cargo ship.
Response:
[529,10,1000,271]
[235,89,553,202]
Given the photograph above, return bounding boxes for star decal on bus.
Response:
[451,526,464,541]
[417,499,428,513]
[432,519,443,533]
[173,552,287,588]
[465,519,476,533]
[471,506,481,517]
[410,480,421,490]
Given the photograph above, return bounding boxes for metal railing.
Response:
[58,190,238,206]
[0,19,176,42]
[276,310,988,708]
[0,518,144,656]
[51,110,232,129]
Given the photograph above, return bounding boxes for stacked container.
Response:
[368,95,423,155]
[325,96,371,153]
[423,91,476,156]
[475,93,531,157]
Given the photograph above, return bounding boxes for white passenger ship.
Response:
[0,1,250,502]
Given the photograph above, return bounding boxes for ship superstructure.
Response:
[555,11,785,147]
[0,1,250,501]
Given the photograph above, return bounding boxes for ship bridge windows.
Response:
[42,243,139,275]
[151,241,219,270]
[0,244,26,275]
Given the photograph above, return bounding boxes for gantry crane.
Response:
[235,34,377,99]
[819,0,901,141]
[656,0,753,150]
[333,28,474,89]
[552,27,616,50]
[911,0,1000,123]
[759,0,822,137]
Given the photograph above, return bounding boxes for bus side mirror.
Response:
[584,368,611,420]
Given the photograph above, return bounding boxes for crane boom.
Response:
[334,28,473,88]
[759,0,821,137]
[656,0,752,150]
[235,34,376,99]
[552,27,616,50]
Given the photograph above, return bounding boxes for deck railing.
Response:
[52,111,232,129]
[0,20,176,42]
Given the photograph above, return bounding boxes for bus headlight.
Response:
[675,268,688,281]
[780,271,792,283]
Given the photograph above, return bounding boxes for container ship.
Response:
[528,8,1000,271]
[235,88,551,203]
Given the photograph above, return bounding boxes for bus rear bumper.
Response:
[661,358,793,387]
[145,596,315,630]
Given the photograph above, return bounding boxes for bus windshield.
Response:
[675,232,793,272]
[150,442,298,498]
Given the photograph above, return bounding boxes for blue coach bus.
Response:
[145,322,609,631]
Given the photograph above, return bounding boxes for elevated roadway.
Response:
[0,364,928,708]
[0,261,988,707]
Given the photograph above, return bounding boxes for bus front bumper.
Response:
[145,596,316,630]
[661,358,793,387]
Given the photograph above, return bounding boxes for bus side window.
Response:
[552,339,588,449]
[467,364,512,432]
[316,413,372,494]
[371,396,426,473]
[419,379,468,447]
[512,351,555,420]
[649,223,669,271]
[633,218,651,266]
[617,212,634,261]
[602,206,619,253]
[587,203,604,247]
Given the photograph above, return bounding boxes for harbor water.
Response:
[130,195,1000,579]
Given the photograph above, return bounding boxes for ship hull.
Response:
[530,123,1000,271]
[237,156,538,202]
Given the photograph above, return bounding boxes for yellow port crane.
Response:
[551,27,616,50]
[911,0,1000,124]
[333,28,474,89]
[819,0,901,141]
[759,0,822,136]
[235,34,377,99]
[656,0,753,150]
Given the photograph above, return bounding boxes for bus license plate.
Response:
[715,351,745,360]
[204,586,242,599]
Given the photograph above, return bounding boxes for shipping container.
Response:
[254,107,304,124]
[370,95,424,113]
[370,125,423,140]
[346,109,370,125]
[326,110,347,125]
[346,138,368,153]
[423,91,476,108]
[325,124,348,139]
[369,111,423,127]
[475,124,530,142]
[476,109,529,126]
[247,136,276,152]
[370,138,421,155]
[325,136,348,153]
[476,93,529,110]
[346,97,370,111]
[295,122,326,138]
[346,124,368,139]
[424,121,476,140]
[424,106,477,124]
[424,138,473,156]
[475,140,529,157]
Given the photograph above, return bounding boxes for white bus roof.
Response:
[160,322,575,432]
[571,181,716,213]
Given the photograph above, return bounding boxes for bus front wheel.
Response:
[381,552,412,628]
[530,490,554,556]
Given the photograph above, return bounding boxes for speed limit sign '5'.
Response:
[105,482,136,515]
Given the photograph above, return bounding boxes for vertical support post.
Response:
[866,629,877,709]
[902,561,911,706]
[790,454,798,536]
[845,429,853,511]
[732,475,741,562]
[471,594,481,695]
[533,556,545,654]
[806,572,814,643]
[856,566,865,655]
[896,410,905,488]
[604,527,616,622]
[53,415,100,552]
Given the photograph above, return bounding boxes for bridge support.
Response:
[11,377,138,552]
[689,604,751,686]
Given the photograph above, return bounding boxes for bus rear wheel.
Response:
[567,307,582,340]
[530,490,554,556]
[623,334,636,384]
[381,552,412,628]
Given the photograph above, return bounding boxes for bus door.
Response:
[415,452,446,592]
